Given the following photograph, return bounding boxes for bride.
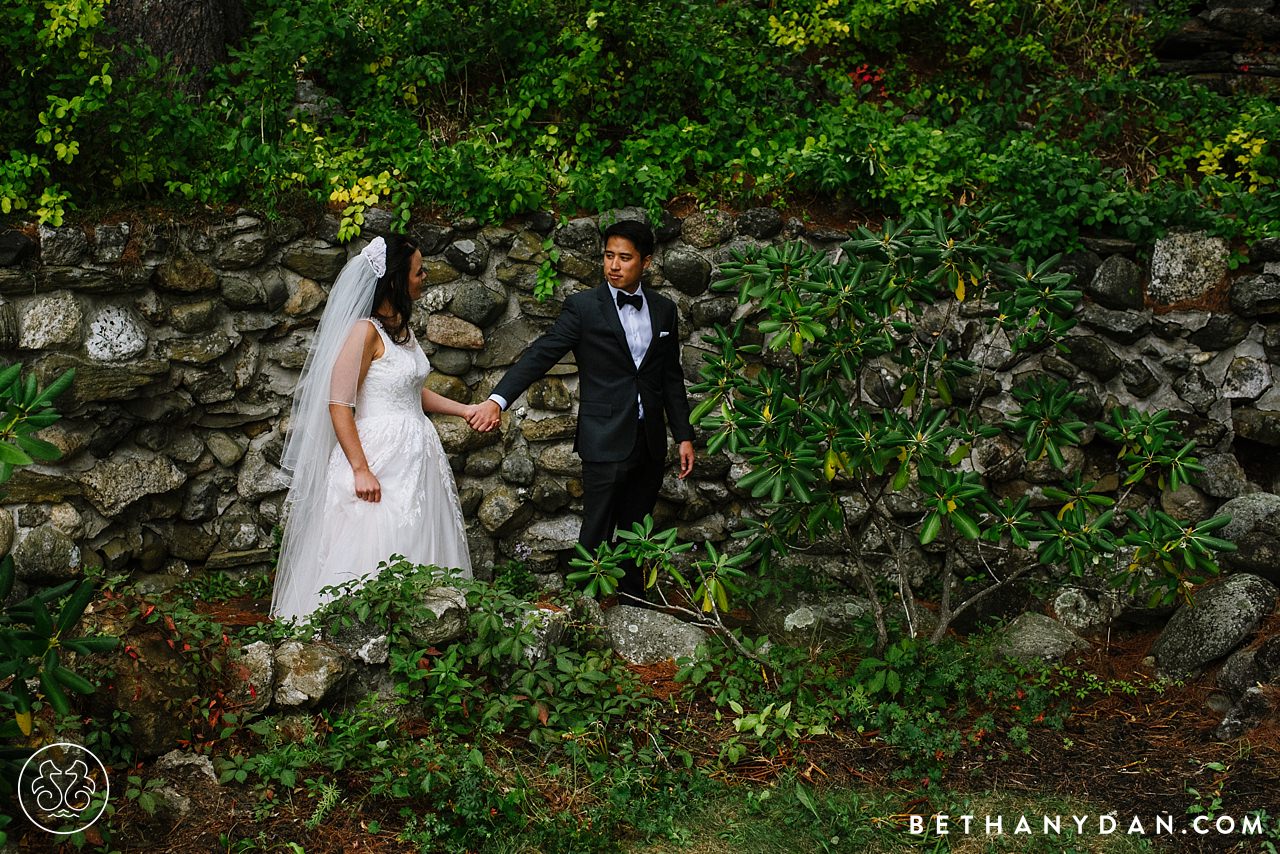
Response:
[271,234,484,621]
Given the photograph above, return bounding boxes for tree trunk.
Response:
[105,0,247,94]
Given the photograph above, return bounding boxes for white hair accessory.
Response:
[360,236,387,278]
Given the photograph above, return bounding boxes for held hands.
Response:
[467,399,501,433]
[353,466,381,502]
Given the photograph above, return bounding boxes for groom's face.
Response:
[603,236,651,293]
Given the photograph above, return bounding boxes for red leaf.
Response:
[536,703,549,726]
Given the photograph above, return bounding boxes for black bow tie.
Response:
[616,291,643,311]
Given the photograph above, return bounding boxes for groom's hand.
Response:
[677,440,695,479]
[468,399,501,432]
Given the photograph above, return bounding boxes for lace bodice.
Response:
[355,320,430,420]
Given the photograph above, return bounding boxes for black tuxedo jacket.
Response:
[493,284,694,463]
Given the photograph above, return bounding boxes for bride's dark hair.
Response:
[372,234,419,344]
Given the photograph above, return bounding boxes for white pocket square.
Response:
[659,331,670,338]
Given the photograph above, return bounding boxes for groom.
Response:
[468,220,695,599]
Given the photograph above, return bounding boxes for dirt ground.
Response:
[8,617,1278,853]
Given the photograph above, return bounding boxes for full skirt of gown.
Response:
[273,321,471,621]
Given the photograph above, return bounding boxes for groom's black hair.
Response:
[603,219,654,259]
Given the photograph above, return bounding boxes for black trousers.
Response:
[579,421,664,599]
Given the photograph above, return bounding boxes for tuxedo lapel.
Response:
[596,284,633,362]
[638,295,665,370]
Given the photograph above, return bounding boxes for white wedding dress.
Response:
[286,319,472,617]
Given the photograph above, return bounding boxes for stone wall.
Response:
[2,209,1280,603]
[1156,0,1280,95]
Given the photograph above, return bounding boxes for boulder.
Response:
[426,314,484,350]
[1148,231,1228,304]
[1151,574,1278,678]
[553,218,601,256]
[736,207,783,240]
[1234,408,1280,448]
[1213,686,1273,741]
[1086,254,1144,309]
[1230,274,1280,318]
[752,591,874,646]
[1222,356,1272,401]
[0,229,35,266]
[19,292,83,349]
[155,253,218,293]
[477,486,533,535]
[997,612,1090,662]
[1217,494,1280,580]
[662,246,712,295]
[405,587,469,647]
[273,641,350,708]
[444,239,489,276]
[12,525,81,583]
[280,240,346,281]
[38,225,88,266]
[449,282,507,327]
[213,228,270,270]
[499,452,536,486]
[1051,588,1123,633]
[1196,453,1255,499]
[225,640,274,714]
[680,210,734,249]
[79,453,187,516]
[604,605,708,665]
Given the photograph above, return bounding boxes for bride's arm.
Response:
[331,321,383,502]
[421,388,483,422]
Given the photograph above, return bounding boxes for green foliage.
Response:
[0,364,117,842]
[691,212,1235,649]
[2,0,1275,250]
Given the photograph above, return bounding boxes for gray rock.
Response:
[282,276,325,317]
[214,229,270,270]
[753,591,874,646]
[155,750,219,785]
[0,229,35,266]
[1051,588,1123,633]
[1234,408,1280,449]
[280,240,346,281]
[529,478,571,513]
[681,210,734,249]
[464,447,502,477]
[528,377,572,411]
[426,314,484,350]
[478,486,533,535]
[1197,453,1255,499]
[1223,356,1272,400]
[449,282,507,327]
[1121,359,1160,397]
[688,295,738,328]
[79,453,186,516]
[521,516,580,552]
[1217,647,1258,699]
[1174,368,1218,414]
[1078,304,1149,344]
[997,612,1090,662]
[155,253,218,293]
[168,299,222,332]
[604,605,709,665]
[225,641,274,714]
[1086,255,1144,310]
[513,604,570,664]
[273,641,350,707]
[1065,336,1121,381]
[1213,686,1273,740]
[1159,481,1213,520]
[662,246,712,295]
[405,587,469,647]
[12,525,81,582]
[93,223,131,263]
[38,225,88,266]
[538,442,582,476]
[19,292,82,349]
[474,316,552,368]
[221,268,287,310]
[444,239,489,276]
[737,207,783,240]
[500,452,535,486]
[159,331,237,364]
[1217,493,1280,579]
[1231,274,1280,318]
[0,510,14,559]
[554,218,601,256]
[1189,315,1252,351]
[84,305,147,362]
[324,617,391,665]
[428,347,473,376]
[433,415,501,454]
[237,433,289,501]
[555,250,598,283]
[0,297,17,349]
[1151,574,1278,679]
[506,229,545,263]
[1148,231,1228,304]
